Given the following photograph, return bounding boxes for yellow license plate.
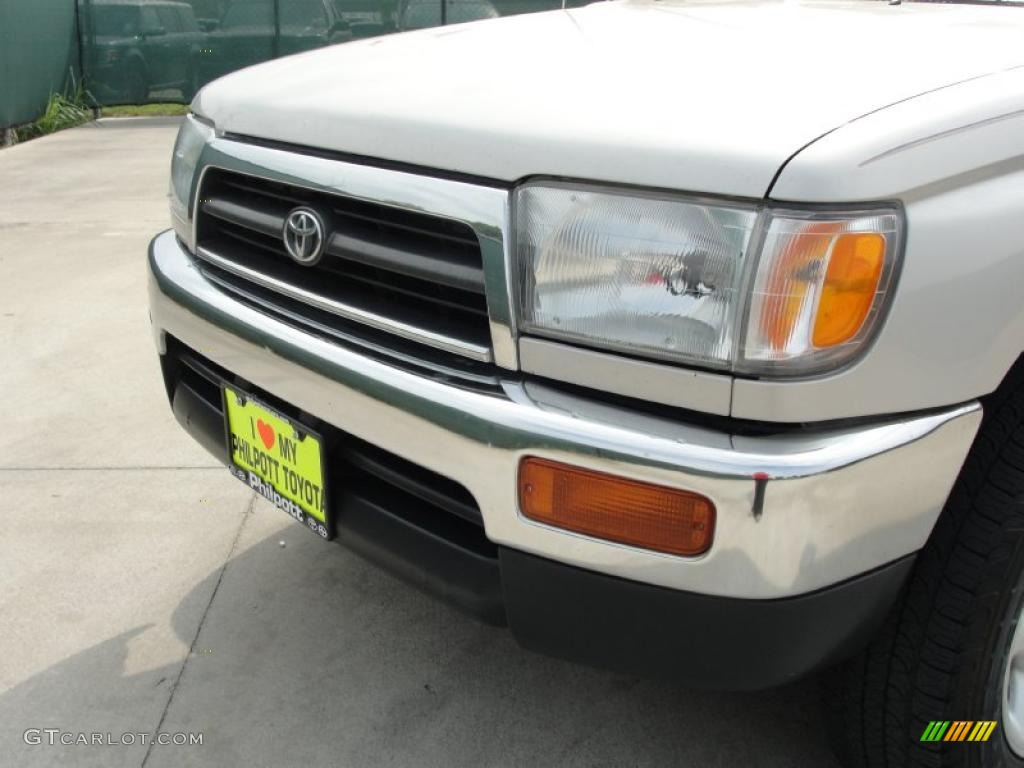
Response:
[223,385,330,539]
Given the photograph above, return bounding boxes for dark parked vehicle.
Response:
[88,0,206,103]
[199,0,358,83]
[330,0,401,38]
[396,0,587,31]
[397,0,496,30]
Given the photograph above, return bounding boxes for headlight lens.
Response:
[516,183,759,369]
[516,182,902,377]
[169,114,214,251]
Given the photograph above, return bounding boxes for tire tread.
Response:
[826,361,1024,768]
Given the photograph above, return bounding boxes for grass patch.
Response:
[13,88,92,143]
[101,103,190,118]
[4,90,190,148]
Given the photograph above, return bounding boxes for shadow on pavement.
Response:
[1,519,841,767]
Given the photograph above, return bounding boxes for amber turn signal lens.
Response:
[812,232,886,348]
[518,458,715,556]
[758,223,890,355]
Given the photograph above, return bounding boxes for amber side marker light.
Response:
[518,457,716,556]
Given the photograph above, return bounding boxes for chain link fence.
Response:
[2,0,585,131]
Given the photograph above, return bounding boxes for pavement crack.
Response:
[140,492,256,768]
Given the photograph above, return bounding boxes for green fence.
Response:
[0,1,82,130]
[2,0,582,130]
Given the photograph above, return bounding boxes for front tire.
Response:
[826,362,1024,768]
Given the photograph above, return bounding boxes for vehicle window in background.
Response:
[398,0,449,30]
[221,0,274,29]
[92,7,141,37]
[330,0,395,36]
[157,6,184,32]
[281,0,330,32]
[141,6,164,33]
[178,7,201,33]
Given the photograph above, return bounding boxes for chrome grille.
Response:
[194,168,493,363]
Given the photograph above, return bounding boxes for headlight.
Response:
[515,182,902,377]
[516,183,759,369]
[169,113,215,252]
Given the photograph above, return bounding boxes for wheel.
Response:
[825,359,1024,768]
[125,67,148,104]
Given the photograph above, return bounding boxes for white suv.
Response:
[150,2,1024,765]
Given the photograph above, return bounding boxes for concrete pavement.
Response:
[0,119,840,767]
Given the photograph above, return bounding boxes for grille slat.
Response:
[196,169,493,369]
[203,197,283,238]
[196,244,493,360]
[327,231,485,293]
[217,175,482,251]
[200,267,502,388]
[214,221,285,259]
[220,177,307,206]
[332,207,479,249]
[317,262,489,318]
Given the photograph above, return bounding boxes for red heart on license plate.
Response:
[256,419,275,451]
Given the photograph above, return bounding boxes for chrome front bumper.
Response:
[149,230,982,600]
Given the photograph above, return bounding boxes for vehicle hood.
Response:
[193,0,1024,198]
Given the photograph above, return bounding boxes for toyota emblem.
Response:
[283,208,326,266]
